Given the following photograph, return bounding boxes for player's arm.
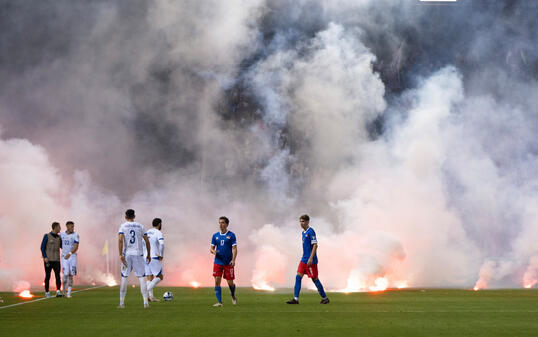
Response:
[143,234,151,263]
[41,234,49,263]
[230,233,237,267]
[158,236,164,260]
[231,245,237,267]
[118,233,127,266]
[210,235,217,255]
[65,243,79,259]
[307,243,318,266]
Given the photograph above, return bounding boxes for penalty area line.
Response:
[0,285,106,310]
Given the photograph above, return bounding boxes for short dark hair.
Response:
[125,209,135,219]
[152,218,162,227]
[219,216,229,224]
[300,214,310,221]
[52,222,60,229]
[66,221,74,226]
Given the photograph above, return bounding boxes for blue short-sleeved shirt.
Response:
[301,227,318,264]
[211,231,237,265]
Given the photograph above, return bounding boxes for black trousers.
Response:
[44,261,61,292]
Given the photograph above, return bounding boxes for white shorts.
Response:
[62,255,77,275]
[145,258,163,277]
[121,255,146,278]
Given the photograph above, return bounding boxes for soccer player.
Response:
[60,221,79,298]
[210,216,237,306]
[40,222,63,298]
[286,214,329,304]
[144,218,164,302]
[118,209,151,308]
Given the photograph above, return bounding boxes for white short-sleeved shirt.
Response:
[60,231,80,257]
[144,228,164,259]
[118,222,146,256]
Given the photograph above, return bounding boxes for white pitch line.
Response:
[0,285,106,310]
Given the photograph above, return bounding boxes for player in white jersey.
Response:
[60,221,79,298]
[144,218,165,302]
[118,209,151,308]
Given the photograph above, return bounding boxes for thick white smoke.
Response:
[0,0,536,291]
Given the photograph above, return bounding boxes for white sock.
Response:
[138,277,148,305]
[120,277,128,305]
[62,275,67,292]
[148,278,161,298]
[68,275,73,296]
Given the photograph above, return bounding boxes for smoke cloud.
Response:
[0,0,536,291]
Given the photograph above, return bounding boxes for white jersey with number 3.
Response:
[119,222,146,256]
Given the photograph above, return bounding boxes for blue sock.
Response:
[229,284,236,297]
[294,275,302,299]
[214,286,222,303]
[313,279,327,298]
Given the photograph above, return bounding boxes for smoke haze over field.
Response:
[0,0,536,291]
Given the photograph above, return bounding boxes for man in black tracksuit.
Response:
[40,222,63,298]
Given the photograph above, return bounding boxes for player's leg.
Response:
[146,274,154,300]
[148,274,162,301]
[134,256,149,308]
[224,266,236,304]
[287,262,306,304]
[67,257,76,298]
[62,258,68,296]
[294,273,304,299]
[308,264,328,303]
[214,276,223,305]
[147,260,162,301]
[119,256,131,308]
[312,278,329,303]
[44,261,52,297]
[52,261,62,297]
[213,264,224,306]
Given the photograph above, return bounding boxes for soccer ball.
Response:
[163,291,174,301]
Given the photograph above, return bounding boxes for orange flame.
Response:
[369,277,389,292]
[395,281,408,289]
[190,281,201,288]
[18,290,34,299]
[252,281,275,292]
[473,277,487,291]
[335,270,366,293]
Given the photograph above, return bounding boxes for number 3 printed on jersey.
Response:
[129,229,136,244]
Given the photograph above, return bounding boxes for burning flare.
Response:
[252,281,275,291]
[190,281,201,288]
[18,290,34,299]
[369,277,389,292]
[395,281,408,289]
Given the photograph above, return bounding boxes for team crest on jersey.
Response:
[226,236,230,239]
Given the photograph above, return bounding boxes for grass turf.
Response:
[1,287,537,336]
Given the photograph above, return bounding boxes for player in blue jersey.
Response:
[287,214,329,304]
[210,216,237,307]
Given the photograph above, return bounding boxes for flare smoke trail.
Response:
[0,0,536,291]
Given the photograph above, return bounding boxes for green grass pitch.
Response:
[1,287,537,336]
